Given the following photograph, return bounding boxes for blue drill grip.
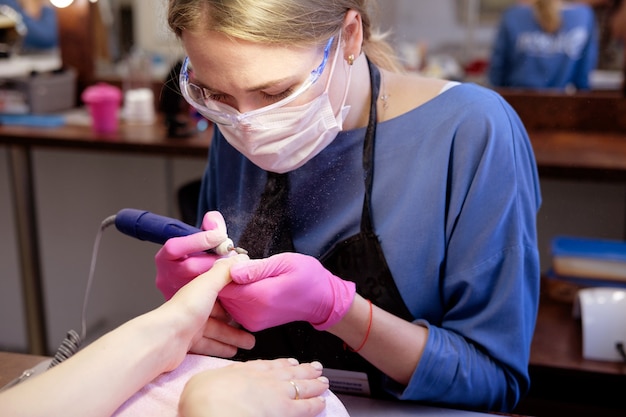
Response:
[114,208,200,245]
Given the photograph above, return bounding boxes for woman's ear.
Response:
[342,9,364,63]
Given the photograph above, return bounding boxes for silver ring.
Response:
[289,380,300,400]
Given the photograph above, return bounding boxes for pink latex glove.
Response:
[155,211,231,300]
[218,253,356,332]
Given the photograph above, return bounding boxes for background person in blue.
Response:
[0,0,58,51]
[488,0,598,90]
[155,0,542,413]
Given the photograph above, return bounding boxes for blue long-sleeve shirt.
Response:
[197,83,541,412]
[0,0,58,50]
[488,3,598,90]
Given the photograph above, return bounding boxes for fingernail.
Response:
[287,358,299,365]
[317,376,329,384]
[204,219,217,229]
[310,361,323,370]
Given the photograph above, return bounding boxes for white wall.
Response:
[132,0,183,59]
[379,0,497,57]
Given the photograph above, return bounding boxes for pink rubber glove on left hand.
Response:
[218,253,356,332]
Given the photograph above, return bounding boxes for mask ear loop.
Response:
[324,31,353,123]
[323,31,343,93]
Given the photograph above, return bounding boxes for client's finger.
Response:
[170,256,243,309]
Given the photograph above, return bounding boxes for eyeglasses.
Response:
[179,36,335,126]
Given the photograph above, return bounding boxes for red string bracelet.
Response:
[352,299,373,353]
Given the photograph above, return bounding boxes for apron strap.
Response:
[361,59,381,233]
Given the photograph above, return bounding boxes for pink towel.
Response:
[112,354,350,417]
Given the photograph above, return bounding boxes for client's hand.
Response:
[219,253,356,332]
[162,255,254,365]
[155,211,231,300]
[179,358,329,417]
[155,212,254,358]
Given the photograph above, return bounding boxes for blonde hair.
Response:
[532,0,562,33]
[167,0,404,72]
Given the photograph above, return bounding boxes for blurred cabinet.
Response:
[0,148,27,351]
[0,145,206,353]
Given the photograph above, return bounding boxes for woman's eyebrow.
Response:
[196,74,297,94]
[247,76,293,92]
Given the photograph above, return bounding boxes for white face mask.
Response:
[217,40,352,173]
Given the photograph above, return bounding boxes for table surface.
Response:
[0,116,211,157]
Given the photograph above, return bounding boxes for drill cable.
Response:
[48,214,117,369]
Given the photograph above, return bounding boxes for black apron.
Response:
[235,60,414,398]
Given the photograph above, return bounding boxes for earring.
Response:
[347,54,355,66]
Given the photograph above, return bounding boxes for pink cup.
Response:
[81,83,123,133]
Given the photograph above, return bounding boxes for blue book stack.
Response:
[549,236,626,289]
